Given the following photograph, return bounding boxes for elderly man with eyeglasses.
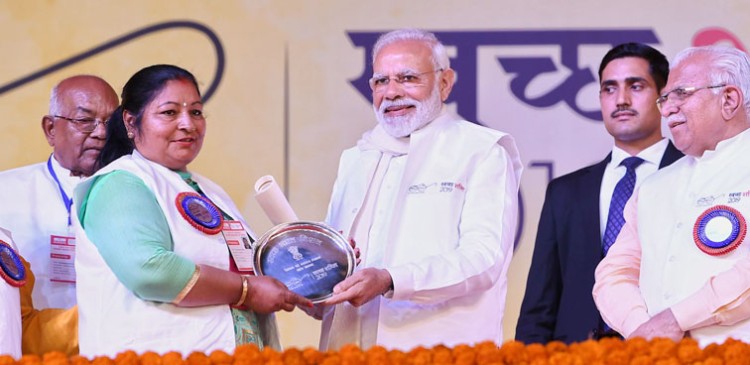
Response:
[314,28,523,351]
[0,75,118,355]
[594,45,750,347]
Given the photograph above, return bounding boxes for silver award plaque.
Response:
[253,221,355,303]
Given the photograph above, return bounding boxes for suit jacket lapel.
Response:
[579,154,611,258]
[658,141,684,168]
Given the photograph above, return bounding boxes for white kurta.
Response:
[0,227,22,359]
[638,129,750,346]
[321,110,523,350]
[0,157,78,309]
[74,151,278,357]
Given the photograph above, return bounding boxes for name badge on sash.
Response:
[49,235,76,283]
[221,220,255,272]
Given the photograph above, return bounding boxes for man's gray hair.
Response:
[672,45,750,116]
[49,83,63,116]
[372,28,450,70]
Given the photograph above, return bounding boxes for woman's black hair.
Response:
[97,64,201,169]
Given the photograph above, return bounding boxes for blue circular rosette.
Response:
[693,205,746,256]
[175,192,224,235]
[0,240,26,287]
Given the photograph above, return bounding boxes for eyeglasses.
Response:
[656,84,726,111]
[369,69,443,92]
[51,115,108,133]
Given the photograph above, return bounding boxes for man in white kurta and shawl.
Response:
[317,28,523,351]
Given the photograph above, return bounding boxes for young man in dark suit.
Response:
[516,43,684,344]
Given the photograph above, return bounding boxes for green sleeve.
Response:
[78,170,196,302]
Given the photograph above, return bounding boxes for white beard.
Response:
[374,86,442,138]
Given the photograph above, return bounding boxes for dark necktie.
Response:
[602,156,645,256]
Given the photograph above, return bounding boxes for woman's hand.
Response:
[244,276,312,314]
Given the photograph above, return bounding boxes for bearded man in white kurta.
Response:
[317,29,523,351]
[594,45,750,347]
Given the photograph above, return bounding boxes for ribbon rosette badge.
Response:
[693,205,747,256]
[176,192,224,235]
[0,240,26,287]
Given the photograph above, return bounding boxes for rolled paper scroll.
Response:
[254,175,299,225]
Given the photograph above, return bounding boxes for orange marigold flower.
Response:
[625,337,651,354]
[603,349,631,365]
[629,354,655,365]
[474,341,499,365]
[430,345,453,365]
[161,351,184,365]
[139,352,162,365]
[703,356,725,365]
[281,348,306,365]
[406,346,432,365]
[474,342,498,354]
[69,356,91,365]
[320,353,341,365]
[702,343,723,362]
[452,345,476,365]
[545,341,567,354]
[547,351,583,365]
[0,355,15,365]
[386,350,406,365]
[569,339,605,363]
[42,352,70,365]
[676,338,704,363]
[524,342,547,362]
[302,347,325,365]
[261,347,282,363]
[721,338,750,364]
[652,358,681,365]
[364,346,389,365]
[207,350,232,365]
[647,338,678,361]
[185,352,210,365]
[90,355,115,365]
[113,351,138,365]
[338,344,365,365]
[19,354,42,365]
[596,337,625,353]
[498,340,527,364]
[234,344,262,364]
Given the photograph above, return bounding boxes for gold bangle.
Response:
[172,265,201,305]
[234,275,249,307]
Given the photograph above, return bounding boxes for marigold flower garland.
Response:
[2,338,750,365]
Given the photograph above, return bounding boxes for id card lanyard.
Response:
[46,155,72,227]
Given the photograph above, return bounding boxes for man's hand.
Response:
[629,309,685,341]
[323,268,392,307]
[245,276,312,314]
